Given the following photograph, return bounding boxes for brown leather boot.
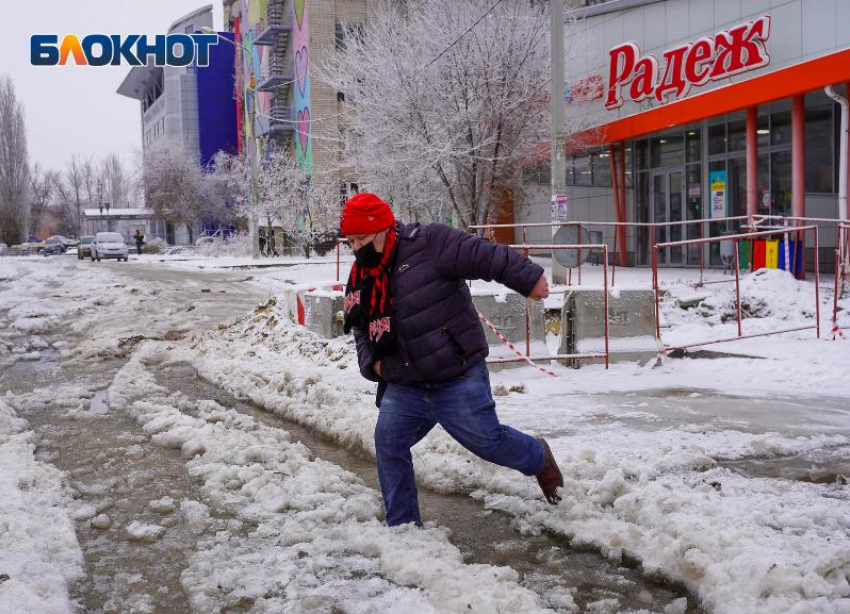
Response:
[536,438,563,504]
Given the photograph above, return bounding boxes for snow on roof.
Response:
[83,208,155,218]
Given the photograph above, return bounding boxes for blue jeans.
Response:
[375,360,546,526]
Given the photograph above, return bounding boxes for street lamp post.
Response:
[202,26,261,259]
[550,0,568,285]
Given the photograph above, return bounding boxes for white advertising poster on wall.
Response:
[551,194,568,222]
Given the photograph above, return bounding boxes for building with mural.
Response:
[520,0,850,272]
[117,5,238,245]
[221,0,375,197]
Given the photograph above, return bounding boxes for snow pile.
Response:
[107,343,557,614]
[10,385,94,417]
[664,269,819,328]
[486,467,850,614]
[0,395,84,614]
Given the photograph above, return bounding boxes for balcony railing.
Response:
[257,65,294,92]
[255,0,292,46]
[255,104,293,137]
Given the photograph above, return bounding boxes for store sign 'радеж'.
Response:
[605,15,771,110]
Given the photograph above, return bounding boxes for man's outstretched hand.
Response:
[529,274,549,300]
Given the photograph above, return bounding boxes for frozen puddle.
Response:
[158,363,701,614]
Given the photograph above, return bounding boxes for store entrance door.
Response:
[651,169,685,266]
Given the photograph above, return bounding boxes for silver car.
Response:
[92,232,129,262]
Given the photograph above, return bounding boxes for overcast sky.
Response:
[1,0,224,174]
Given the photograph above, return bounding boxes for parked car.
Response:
[50,235,76,248]
[77,236,95,260]
[43,236,67,255]
[92,232,129,262]
[20,239,46,253]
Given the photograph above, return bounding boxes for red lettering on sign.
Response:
[655,44,690,102]
[569,75,604,103]
[709,29,734,79]
[605,15,771,109]
[629,56,658,103]
[726,15,771,76]
[605,42,639,109]
[684,37,713,86]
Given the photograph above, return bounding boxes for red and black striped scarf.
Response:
[343,225,399,359]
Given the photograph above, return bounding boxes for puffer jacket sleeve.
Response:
[431,224,544,297]
[353,327,381,383]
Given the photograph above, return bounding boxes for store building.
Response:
[521,0,850,270]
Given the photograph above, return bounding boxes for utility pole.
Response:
[551,0,568,284]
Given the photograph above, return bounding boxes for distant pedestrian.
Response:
[133,229,145,255]
[268,227,279,257]
[259,227,267,257]
[341,193,563,527]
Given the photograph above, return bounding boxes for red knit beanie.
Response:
[340,193,395,236]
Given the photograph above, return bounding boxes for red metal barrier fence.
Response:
[469,216,752,288]
[652,226,821,358]
[333,217,839,367]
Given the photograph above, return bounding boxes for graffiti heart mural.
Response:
[293,0,312,175]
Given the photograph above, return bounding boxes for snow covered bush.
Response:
[195,231,252,258]
[144,236,167,254]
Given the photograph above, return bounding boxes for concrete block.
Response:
[302,291,345,339]
[282,281,345,338]
[471,290,548,363]
[560,289,657,366]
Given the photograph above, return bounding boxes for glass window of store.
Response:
[632,85,845,269]
[633,125,701,266]
[705,102,795,265]
[804,90,838,194]
[567,148,633,188]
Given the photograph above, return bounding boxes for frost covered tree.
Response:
[322,0,551,231]
[217,148,339,258]
[141,140,230,245]
[0,76,30,245]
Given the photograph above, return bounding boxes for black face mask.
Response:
[354,241,383,268]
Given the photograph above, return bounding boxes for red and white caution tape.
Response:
[477,310,560,378]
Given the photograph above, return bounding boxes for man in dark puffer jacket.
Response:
[341,193,563,527]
